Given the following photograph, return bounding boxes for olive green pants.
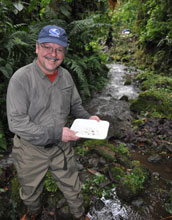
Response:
[12,135,84,218]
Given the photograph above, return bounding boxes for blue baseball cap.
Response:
[38,25,68,47]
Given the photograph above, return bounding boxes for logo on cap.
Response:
[49,28,60,38]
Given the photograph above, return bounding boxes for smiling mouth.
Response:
[46,57,59,62]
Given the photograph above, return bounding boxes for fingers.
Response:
[62,127,80,142]
[89,115,100,122]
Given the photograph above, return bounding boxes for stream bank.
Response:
[84,62,172,219]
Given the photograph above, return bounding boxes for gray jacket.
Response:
[7,59,90,146]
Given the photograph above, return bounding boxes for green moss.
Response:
[110,167,125,181]
[117,167,149,200]
[124,167,148,190]
[96,147,117,162]
[132,118,145,129]
[130,160,141,168]
[82,140,131,164]
[133,48,154,70]
[82,139,116,162]
[10,177,20,202]
[136,71,172,91]
[114,143,130,157]
[76,145,89,157]
[133,71,172,119]
[82,139,108,148]
[130,88,172,118]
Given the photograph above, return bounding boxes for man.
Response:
[6,25,99,220]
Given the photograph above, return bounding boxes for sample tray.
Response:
[70,119,109,139]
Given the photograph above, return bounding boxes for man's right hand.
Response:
[62,127,80,142]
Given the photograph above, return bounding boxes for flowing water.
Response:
[86,63,171,220]
[103,63,139,100]
[87,190,144,220]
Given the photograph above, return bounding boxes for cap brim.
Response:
[38,37,67,47]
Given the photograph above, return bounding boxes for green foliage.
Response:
[111,0,139,33]
[137,0,172,73]
[82,139,108,148]
[132,118,145,130]
[82,173,110,198]
[114,143,130,158]
[136,70,172,91]
[139,0,172,45]
[130,160,140,168]
[110,166,125,181]
[130,88,172,119]
[44,171,58,192]
[76,145,89,157]
[64,16,109,98]
[117,166,149,200]
[123,168,147,191]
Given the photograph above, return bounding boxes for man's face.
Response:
[36,42,65,74]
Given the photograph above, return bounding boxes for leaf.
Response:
[60,4,71,18]
[0,121,7,151]
[0,188,6,193]
[13,2,24,12]
[0,66,10,79]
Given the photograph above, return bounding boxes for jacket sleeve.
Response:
[6,78,61,146]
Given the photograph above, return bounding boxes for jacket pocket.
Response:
[61,85,72,114]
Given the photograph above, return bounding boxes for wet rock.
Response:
[56,206,72,220]
[76,162,84,171]
[85,98,133,139]
[99,157,106,165]
[116,179,140,201]
[0,154,13,167]
[120,95,129,101]
[88,158,99,168]
[147,154,162,163]
[94,199,105,211]
[152,172,160,178]
[131,197,144,207]
[166,145,172,153]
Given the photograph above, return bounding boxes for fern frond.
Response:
[64,54,90,97]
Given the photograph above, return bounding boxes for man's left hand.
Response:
[89,115,100,122]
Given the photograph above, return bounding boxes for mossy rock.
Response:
[82,139,116,162]
[116,167,149,201]
[82,140,131,164]
[110,166,126,181]
[130,88,172,118]
[136,71,172,91]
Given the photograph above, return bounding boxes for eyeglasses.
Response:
[40,44,65,54]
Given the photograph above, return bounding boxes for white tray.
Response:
[70,119,109,139]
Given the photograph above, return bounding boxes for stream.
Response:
[98,63,139,100]
[85,63,172,220]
